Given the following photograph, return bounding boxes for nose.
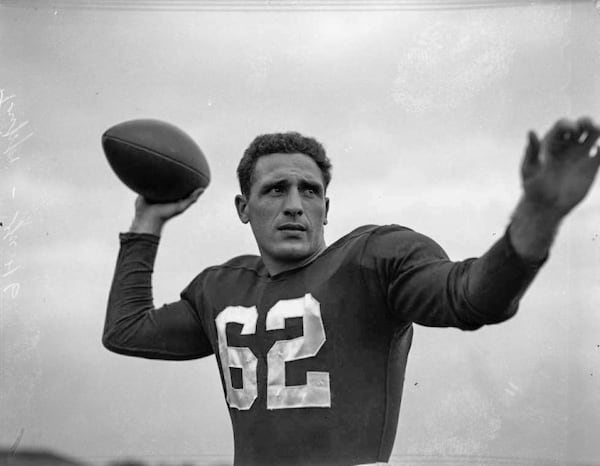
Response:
[283,187,303,217]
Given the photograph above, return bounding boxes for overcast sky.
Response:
[1,1,600,465]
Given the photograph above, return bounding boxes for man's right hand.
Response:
[129,187,205,236]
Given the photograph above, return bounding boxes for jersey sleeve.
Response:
[362,225,545,330]
[103,232,214,360]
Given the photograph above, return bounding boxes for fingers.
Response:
[552,118,579,142]
[173,187,205,214]
[191,187,205,200]
[543,119,576,159]
[546,117,600,160]
[578,147,600,195]
[521,131,540,179]
[577,118,600,156]
[552,117,599,142]
[584,140,600,170]
[183,187,206,208]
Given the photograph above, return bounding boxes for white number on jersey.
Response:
[215,305,258,410]
[215,293,331,411]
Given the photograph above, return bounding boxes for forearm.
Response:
[455,198,561,325]
[462,197,563,319]
[103,232,160,352]
[129,215,166,236]
[375,227,542,329]
[103,233,211,360]
[508,196,563,262]
[461,230,545,324]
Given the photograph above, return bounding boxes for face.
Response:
[235,152,330,275]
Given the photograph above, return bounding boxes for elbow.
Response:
[102,327,130,355]
[102,329,119,353]
[457,298,520,331]
[102,330,139,357]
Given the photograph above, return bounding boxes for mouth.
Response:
[277,223,307,232]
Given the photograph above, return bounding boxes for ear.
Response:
[235,194,250,224]
[324,197,330,225]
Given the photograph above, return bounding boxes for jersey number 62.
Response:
[215,293,331,411]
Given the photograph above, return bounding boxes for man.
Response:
[104,118,600,466]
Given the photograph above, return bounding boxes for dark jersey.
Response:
[104,225,544,466]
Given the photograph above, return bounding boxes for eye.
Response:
[302,185,321,197]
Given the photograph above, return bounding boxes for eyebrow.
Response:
[260,178,323,193]
[260,180,283,190]
[299,180,323,193]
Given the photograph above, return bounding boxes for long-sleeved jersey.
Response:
[104,224,544,466]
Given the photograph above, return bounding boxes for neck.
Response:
[264,244,327,277]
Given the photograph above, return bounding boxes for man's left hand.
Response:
[521,117,600,218]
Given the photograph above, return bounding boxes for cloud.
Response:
[391,5,568,114]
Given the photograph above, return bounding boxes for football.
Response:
[102,119,210,203]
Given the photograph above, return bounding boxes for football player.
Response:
[104,118,600,466]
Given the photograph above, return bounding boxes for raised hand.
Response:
[129,188,205,236]
[521,117,600,217]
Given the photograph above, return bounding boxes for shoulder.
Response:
[347,224,449,264]
[208,254,265,273]
[325,224,410,251]
[201,254,267,282]
[318,224,449,302]
[315,224,447,276]
[182,254,266,296]
[332,224,442,250]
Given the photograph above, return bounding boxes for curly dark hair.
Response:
[237,131,332,197]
